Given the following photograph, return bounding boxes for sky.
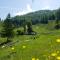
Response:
[0,0,60,19]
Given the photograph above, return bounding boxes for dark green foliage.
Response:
[17,30,24,35]
[55,8,60,20]
[55,8,60,29]
[12,16,25,27]
[0,18,1,22]
[2,8,60,30]
[11,10,56,26]
[27,21,33,34]
[23,20,27,33]
[2,13,14,38]
[40,14,48,24]
[55,24,60,29]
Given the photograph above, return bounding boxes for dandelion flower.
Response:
[56,56,60,60]
[51,53,57,56]
[11,47,14,50]
[56,39,60,43]
[32,57,35,60]
[22,46,26,49]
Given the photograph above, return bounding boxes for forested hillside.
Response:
[11,9,56,27]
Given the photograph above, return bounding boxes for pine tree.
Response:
[27,21,33,34]
[55,8,60,29]
[2,13,14,41]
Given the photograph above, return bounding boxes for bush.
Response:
[55,25,60,29]
[1,31,6,37]
[17,30,24,35]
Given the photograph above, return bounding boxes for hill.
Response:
[12,9,56,27]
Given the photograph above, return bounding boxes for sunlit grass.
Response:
[0,24,60,60]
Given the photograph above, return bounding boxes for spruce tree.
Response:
[2,13,14,41]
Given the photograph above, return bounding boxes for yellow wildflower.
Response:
[11,47,15,50]
[22,45,26,48]
[56,39,60,43]
[32,57,35,60]
[51,53,57,56]
[56,56,60,60]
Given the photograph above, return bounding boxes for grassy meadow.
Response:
[0,24,60,60]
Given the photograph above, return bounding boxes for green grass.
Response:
[0,24,60,60]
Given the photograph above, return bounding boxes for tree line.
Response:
[0,8,60,43]
[3,8,59,28]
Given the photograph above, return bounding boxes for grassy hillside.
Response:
[0,24,60,60]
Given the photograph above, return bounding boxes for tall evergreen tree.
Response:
[55,8,60,29]
[2,13,14,41]
[27,21,33,34]
[0,18,1,21]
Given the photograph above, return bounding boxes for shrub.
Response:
[55,25,60,29]
[17,30,24,35]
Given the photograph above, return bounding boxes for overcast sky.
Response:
[0,0,60,19]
